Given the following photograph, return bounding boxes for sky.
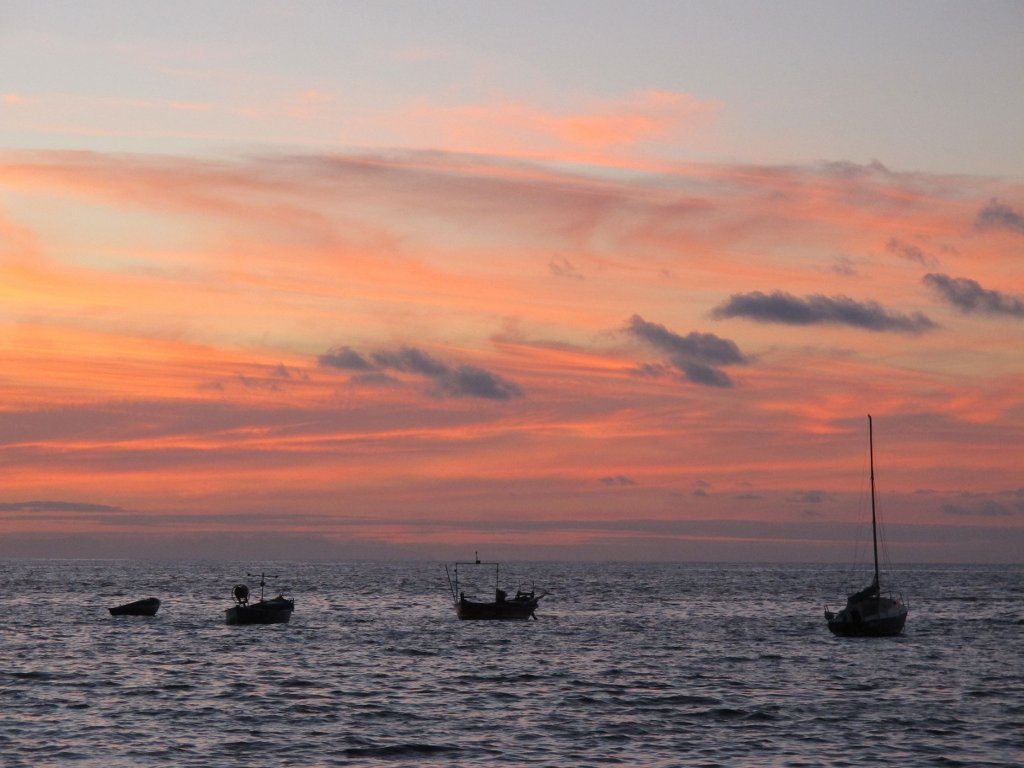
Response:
[1,1,1022,563]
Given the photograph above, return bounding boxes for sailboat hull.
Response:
[825,598,907,637]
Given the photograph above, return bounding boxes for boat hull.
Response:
[825,598,907,637]
[109,598,161,617]
[455,598,538,620]
[225,597,294,625]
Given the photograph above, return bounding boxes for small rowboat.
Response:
[109,597,161,617]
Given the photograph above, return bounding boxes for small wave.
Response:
[390,646,436,657]
[693,706,779,723]
[7,670,57,680]
[342,743,461,758]
[652,693,723,707]
[278,677,323,689]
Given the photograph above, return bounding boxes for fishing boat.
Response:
[445,555,542,620]
[109,597,161,616]
[825,415,908,637]
[225,572,294,625]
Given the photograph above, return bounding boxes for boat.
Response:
[225,573,294,625]
[825,415,909,637]
[445,554,543,620]
[109,597,161,616]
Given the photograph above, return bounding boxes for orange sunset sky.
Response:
[1,2,1022,562]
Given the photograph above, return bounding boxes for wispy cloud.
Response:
[626,314,747,388]
[923,274,1024,318]
[789,491,833,504]
[886,238,939,267]
[710,291,937,333]
[403,90,719,164]
[0,500,122,513]
[599,475,637,486]
[942,500,1018,518]
[549,256,584,280]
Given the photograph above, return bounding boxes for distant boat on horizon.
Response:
[445,554,543,620]
[825,415,908,637]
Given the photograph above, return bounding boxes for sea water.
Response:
[0,560,1020,767]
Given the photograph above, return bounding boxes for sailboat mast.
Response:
[868,414,879,587]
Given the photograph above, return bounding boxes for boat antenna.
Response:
[868,415,879,589]
[246,572,273,602]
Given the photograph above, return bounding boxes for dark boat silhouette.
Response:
[225,573,294,625]
[445,554,543,620]
[825,415,908,637]
[109,597,161,616]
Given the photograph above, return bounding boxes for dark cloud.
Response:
[790,491,833,504]
[372,347,449,377]
[922,273,1024,318]
[626,315,748,388]
[319,344,522,400]
[318,346,373,370]
[941,501,1017,518]
[711,290,937,333]
[435,365,522,400]
[0,500,123,513]
[627,315,746,365]
[678,361,734,388]
[976,199,1024,235]
[599,475,637,486]
[886,238,939,267]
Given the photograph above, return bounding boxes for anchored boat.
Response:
[445,554,543,620]
[825,415,909,637]
[225,572,294,625]
[109,597,161,616]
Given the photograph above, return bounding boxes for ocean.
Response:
[1,560,1020,767]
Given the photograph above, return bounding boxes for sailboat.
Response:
[825,415,908,637]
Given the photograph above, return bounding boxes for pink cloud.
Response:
[403,90,719,164]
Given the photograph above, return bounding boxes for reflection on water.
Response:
[0,561,1020,766]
